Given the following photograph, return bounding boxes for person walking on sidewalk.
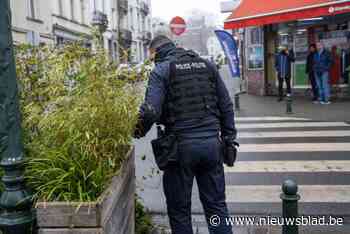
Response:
[275,45,295,102]
[313,42,333,105]
[134,35,237,234]
[306,44,319,103]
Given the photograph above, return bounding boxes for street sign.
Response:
[170,16,186,36]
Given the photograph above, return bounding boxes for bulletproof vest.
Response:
[165,50,220,124]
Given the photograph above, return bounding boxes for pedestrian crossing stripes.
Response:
[235,117,310,122]
[236,143,350,153]
[236,122,350,129]
[224,116,350,215]
[225,160,350,173]
[239,130,350,138]
[225,185,350,203]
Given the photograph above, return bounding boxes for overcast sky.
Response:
[151,0,228,24]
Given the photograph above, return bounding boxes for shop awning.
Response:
[224,0,350,29]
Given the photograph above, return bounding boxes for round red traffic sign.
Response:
[170,16,186,36]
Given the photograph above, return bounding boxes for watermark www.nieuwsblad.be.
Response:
[209,215,344,227]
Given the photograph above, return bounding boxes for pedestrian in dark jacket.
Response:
[275,46,295,101]
[134,35,236,234]
[306,44,318,102]
[313,42,333,104]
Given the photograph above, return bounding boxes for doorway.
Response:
[264,26,278,96]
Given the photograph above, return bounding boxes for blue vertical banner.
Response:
[214,30,240,78]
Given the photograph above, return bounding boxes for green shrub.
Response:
[15,42,142,202]
[136,198,154,234]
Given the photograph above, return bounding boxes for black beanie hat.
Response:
[149,35,175,51]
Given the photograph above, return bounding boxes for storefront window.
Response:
[315,27,350,85]
[293,32,309,86]
[247,46,264,70]
[247,27,264,70]
[249,28,263,44]
[291,22,350,87]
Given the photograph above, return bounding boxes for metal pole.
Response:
[280,180,300,234]
[235,94,240,111]
[0,1,35,233]
[348,73,350,98]
[286,94,293,114]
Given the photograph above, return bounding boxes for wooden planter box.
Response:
[36,147,135,234]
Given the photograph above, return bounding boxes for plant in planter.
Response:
[135,198,154,234]
[11,42,144,233]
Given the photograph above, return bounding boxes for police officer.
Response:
[134,35,237,234]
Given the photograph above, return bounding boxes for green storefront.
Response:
[275,15,350,93]
[234,2,350,97]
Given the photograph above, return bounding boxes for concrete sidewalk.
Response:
[235,94,350,122]
[219,64,350,122]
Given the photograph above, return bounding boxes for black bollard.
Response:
[286,94,293,114]
[280,180,300,234]
[235,94,240,111]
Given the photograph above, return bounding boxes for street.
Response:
[225,116,350,215]
[4,0,350,233]
[135,68,350,234]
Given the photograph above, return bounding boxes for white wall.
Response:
[11,0,53,44]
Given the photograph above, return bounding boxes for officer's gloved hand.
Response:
[223,136,239,147]
[133,103,157,139]
[133,119,146,139]
[223,137,239,167]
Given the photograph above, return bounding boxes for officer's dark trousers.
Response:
[163,137,233,234]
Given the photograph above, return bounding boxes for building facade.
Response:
[224,0,350,97]
[10,0,148,62]
[127,0,152,63]
[118,0,132,62]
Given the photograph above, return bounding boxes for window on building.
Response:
[102,0,105,13]
[111,8,116,30]
[247,27,264,70]
[102,0,109,13]
[57,36,65,46]
[92,0,96,11]
[80,0,85,24]
[113,42,118,61]
[58,0,63,16]
[132,42,137,62]
[249,27,263,45]
[129,8,134,30]
[139,41,142,61]
[137,13,140,32]
[26,31,40,45]
[27,0,36,18]
[70,0,75,20]
[108,39,113,59]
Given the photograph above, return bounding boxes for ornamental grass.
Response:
[14,42,143,202]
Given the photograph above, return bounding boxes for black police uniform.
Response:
[136,43,236,234]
